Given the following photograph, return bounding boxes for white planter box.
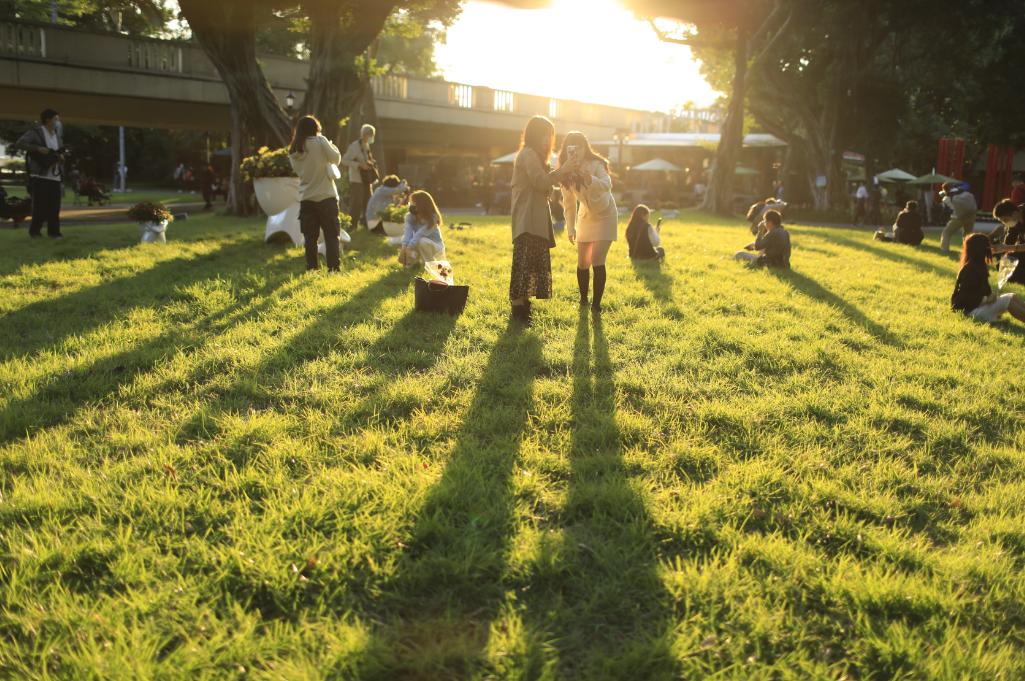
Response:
[254,176,302,246]
[382,220,404,237]
[139,220,168,244]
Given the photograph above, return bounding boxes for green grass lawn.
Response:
[2,212,1025,679]
[3,185,202,207]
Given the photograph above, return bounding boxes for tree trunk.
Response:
[178,0,291,215]
[302,0,397,142]
[702,27,747,214]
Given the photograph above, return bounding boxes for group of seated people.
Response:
[952,198,1025,324]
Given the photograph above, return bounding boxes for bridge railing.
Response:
[0,22,45,58]
[0,20,654,132]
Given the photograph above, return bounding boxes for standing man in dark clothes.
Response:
[734,209,791,268]
[201,164,217,210]
[15,108,66,238]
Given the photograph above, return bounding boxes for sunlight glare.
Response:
[436,0,719,113]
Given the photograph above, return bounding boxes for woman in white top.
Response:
[559,131,618,313]
[288,115,343,271]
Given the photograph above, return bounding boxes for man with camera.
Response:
[939,181,978,253]
[16,109,67,238]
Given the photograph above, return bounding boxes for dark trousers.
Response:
[349,181,370,229]
[29,177,62,236]
[300,197,341,271]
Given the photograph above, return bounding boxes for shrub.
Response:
[127,201,174,224]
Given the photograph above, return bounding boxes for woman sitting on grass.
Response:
[951,233,1025,324]
[625,204,665,262]
[734,209,791,269]
[875,201,924,245]
[993,199,1025,285]
[399,190,445,268]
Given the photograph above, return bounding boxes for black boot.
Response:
[577,267,590,306]
[591,265,606,312]
[511,302,531,325]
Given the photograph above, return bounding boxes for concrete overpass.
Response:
[0,20,664,155]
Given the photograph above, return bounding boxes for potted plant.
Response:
[378,203,407,237]
[128,201,174,243]
[241,146,302,245]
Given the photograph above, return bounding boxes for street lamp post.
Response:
[285,92,296,121]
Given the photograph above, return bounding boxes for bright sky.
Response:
[435,0,720,113]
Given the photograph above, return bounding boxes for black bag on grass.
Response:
[414,277,469,315]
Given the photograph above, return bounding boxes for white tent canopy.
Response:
[631,158,682,172]
[875,168,917,183]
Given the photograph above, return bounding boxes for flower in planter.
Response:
[240,146,297,183]
[379,203,408,223]
[127,201,174,224]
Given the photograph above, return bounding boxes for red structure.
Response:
[936,138,966,180]
[981,144,1016,211]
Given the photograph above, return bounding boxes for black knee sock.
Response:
[592,265,606,307]
[577,267,590,302]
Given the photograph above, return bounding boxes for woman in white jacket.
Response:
[559,131,618,313]
[288,116,343,271]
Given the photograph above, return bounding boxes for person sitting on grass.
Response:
[734,209,790,269]
[951,233,1025,324]
[399,190,445,268]
[746,196,785,236]
[992,198,1025,286]
[875,200,924,245]
[367,174,408,234]
[625,204,665,262]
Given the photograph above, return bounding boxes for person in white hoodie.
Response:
[288,115,343,271]
[559,131,618,313]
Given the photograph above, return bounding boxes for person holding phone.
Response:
[510,116,580,324]
[16,108,67,238]
[289,115,343,271]
[625,204,665,261]
[559,131,618,313]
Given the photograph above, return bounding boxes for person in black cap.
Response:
[15,108,67,238]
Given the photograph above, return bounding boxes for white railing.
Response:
[0,23,45,58]
[128,40,182,73]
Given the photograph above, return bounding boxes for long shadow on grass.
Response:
[521,311,676,677]
[370,324,542,677]
[631,259,685,319]
[0,259,297,445]
[826,233,954,281]
[0,237,261,363]
[174,268,412,440]
[772,269,901,347]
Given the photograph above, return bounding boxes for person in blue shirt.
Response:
[399,190,446,267]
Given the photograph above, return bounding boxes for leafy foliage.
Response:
[0,0,175,36]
